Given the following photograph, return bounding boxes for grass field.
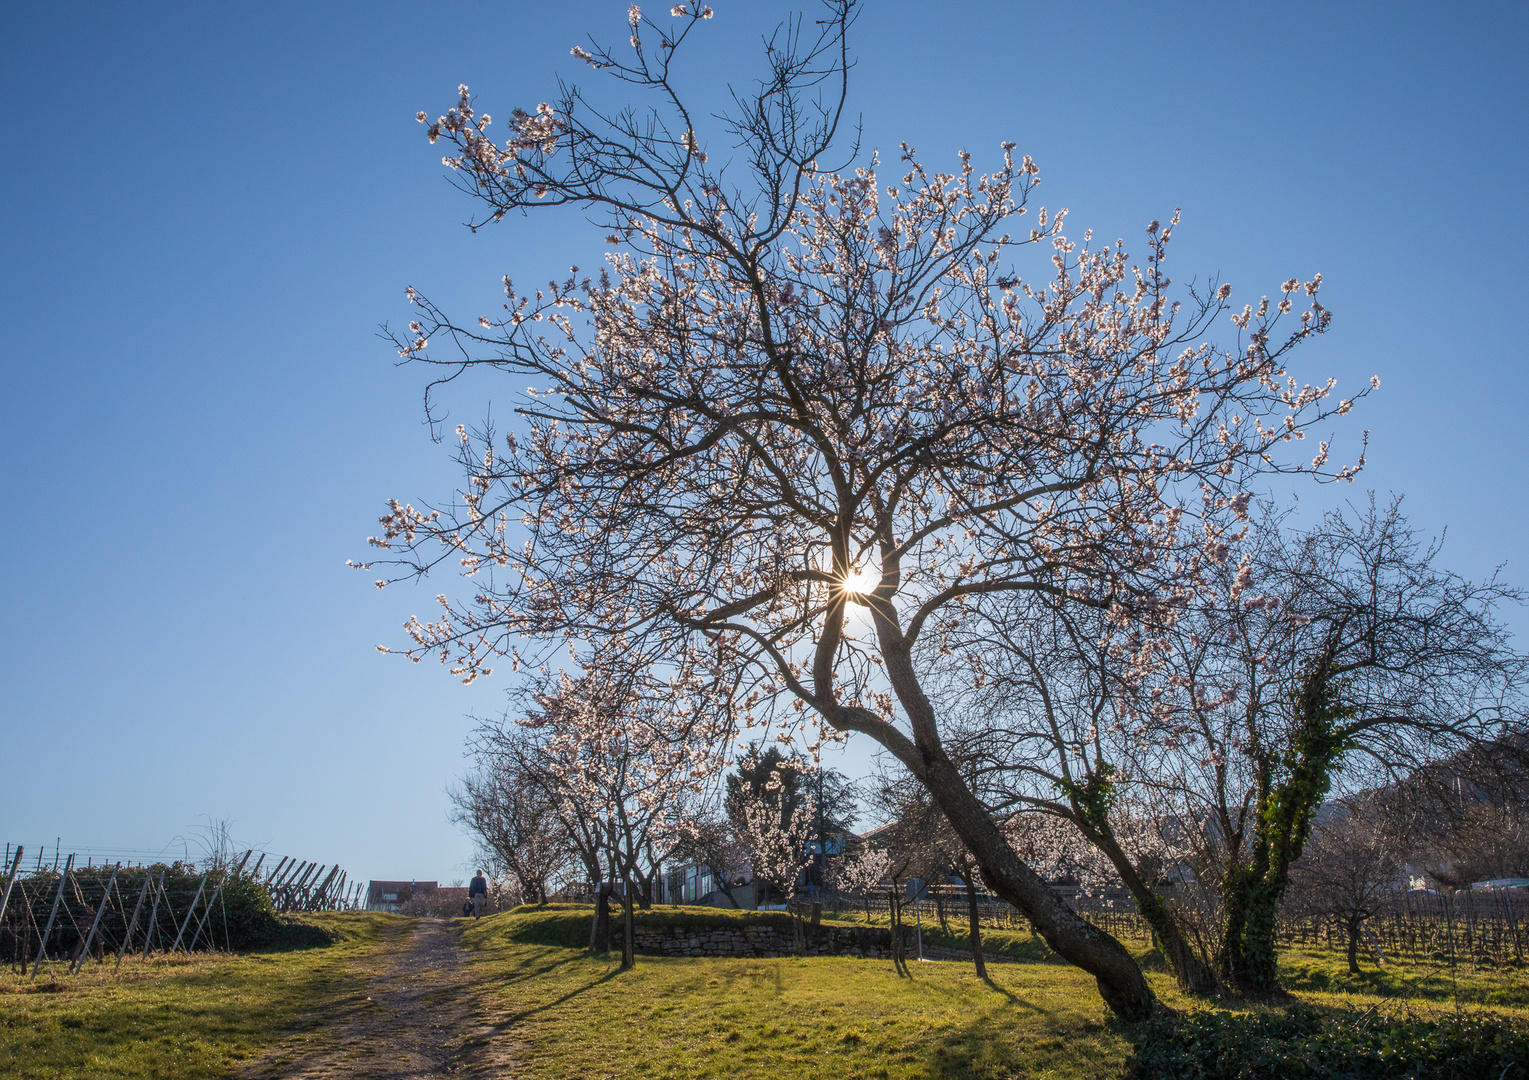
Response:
[1,905,1525,1079]
[0,913,389,1080]
[463,905,1529,1079]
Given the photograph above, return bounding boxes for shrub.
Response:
[1126,1004,1529,1079]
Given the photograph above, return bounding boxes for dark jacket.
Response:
[468,875,488,897]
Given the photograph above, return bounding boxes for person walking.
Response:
[468,869,488,918]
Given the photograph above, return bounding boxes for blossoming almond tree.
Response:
[728,754,815,909]
[518,655,727,965]
[366,1,1368,1018]
[826,842,890,923]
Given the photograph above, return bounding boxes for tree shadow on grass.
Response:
[924,1010,1122,1080]
[502,967,620,1024]
[483,951,586,988]
[978,973,1034,1006]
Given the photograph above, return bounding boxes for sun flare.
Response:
[843,565,881,595]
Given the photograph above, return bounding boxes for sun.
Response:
[843,564,881,596]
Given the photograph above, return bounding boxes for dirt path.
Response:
[240,919,518,1079]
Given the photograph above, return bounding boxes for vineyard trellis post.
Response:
[72,862,120,974]
[117,871,153,971]
[0,845,22,925]
[32,853,74,980]
[141,869,167,959]
[169,873,208,954]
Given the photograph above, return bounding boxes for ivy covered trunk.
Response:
[1065,764,1215,995]
[1220,657,1355,993]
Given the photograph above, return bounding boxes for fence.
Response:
[811,881,1527,969]
[0,842,362,978]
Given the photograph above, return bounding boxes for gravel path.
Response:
[240,919,517,1079]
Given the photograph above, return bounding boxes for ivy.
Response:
[1059,763,1119,831]
[1223,660,1359,992]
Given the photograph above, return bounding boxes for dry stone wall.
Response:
[633,922,912,959]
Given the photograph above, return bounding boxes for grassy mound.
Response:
[480,903,805,949]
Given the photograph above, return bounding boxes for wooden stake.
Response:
[142,870,167,959]
[312,866,339,910]
[187,879,223,953]
[170,874,208,953]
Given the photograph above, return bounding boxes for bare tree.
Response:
[935,596,1217,992]
[450,730,574,905]
[1287,795,1405,974]
[926,497,1524,996]
[1389,735,1529,888]
[1128,498,1525,992]
[368,1,1374,1017]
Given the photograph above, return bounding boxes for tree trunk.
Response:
[916,753,1155,1018]
[1223,657,1352,994]
[1086,823,1219,996]
[621,881,636,969]
[888,890,908,977]
[1346,914,1361,975]
[592,882,612,953]
[861,643,1156,1019]
[960,866,987,979]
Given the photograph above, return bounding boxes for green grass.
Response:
[1277,942,1529,1010]
[497,901,812,946]
[465,908,1144,1080]
[3,905,1525,1079]
[0,912,391,1080]
[823,907,1065,963]
[462,905,1529,1079]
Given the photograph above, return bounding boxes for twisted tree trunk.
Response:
[861,652,1156,1019]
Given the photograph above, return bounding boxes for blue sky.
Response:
[2,2,1525,886]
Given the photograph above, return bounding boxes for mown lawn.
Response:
[0,912,391,1080]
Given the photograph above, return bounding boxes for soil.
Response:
[240,919,519,1079]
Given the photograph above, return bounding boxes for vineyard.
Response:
[0,843,359,976]
[820,882,1529,973]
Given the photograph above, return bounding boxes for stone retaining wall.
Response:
[633,922,912,959]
